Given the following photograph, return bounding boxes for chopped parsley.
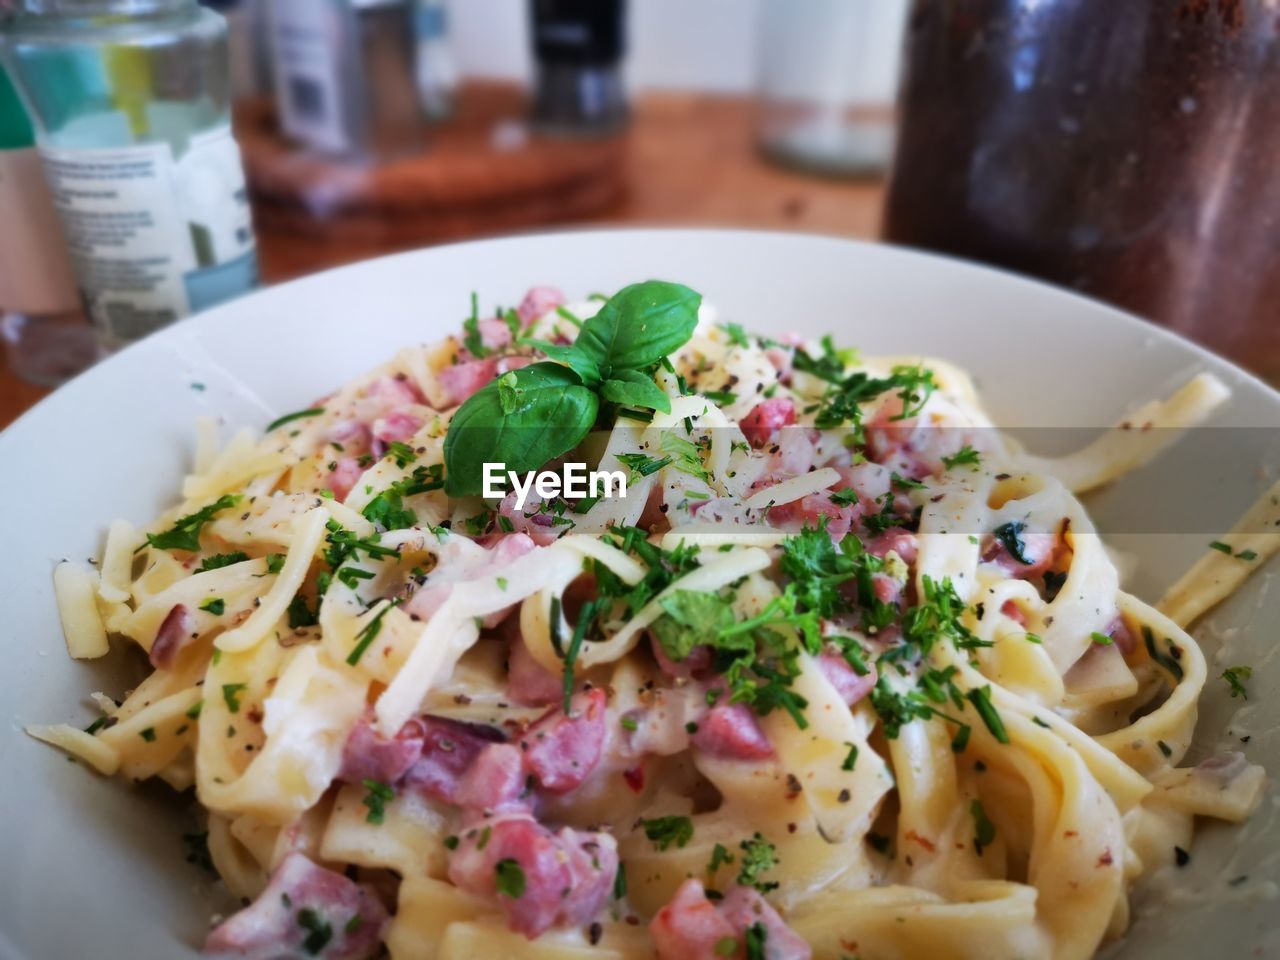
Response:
[642,815,694,851]
[561,599,601,714]
[966,686,1009,744]
[841,742,859,771]
[198,552,249,572]
[362,464,444,531]
[386,441,417,468]
[139,727,156,742]
[296,907,332,954]
[462,292,489,357]
[616,452,673,481]
[347,600,400,666]
[1221,665,1253,700]
[708,842,735,873]
[829,488,859,507]
[971,800,996,855]
[795,348,936,433]
[720,321,751,347]
[144,494,242,553]
[182,831,214,872]
[992,521,1032,565]
[1090,631,1114,645]
[265,553,286,574]
[1209,540,1233,555]
[1143,626,1185,682]
[744,921,768,960]
[659,432,709,481]
[222,683,247,714]
[199,597,225,616]
[494,858,526,899]
[265,407,324,433]
[736,833,779,893]
[942,445,982,470]
[361,778,395,824]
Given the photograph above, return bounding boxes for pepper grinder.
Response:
[530,0,627,137]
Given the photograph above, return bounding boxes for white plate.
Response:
[1,230,1276,959]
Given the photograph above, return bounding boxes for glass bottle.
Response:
[884,0,1280,381]
[755,0,908,177]
[1,0,259,351]
[0,59,97,385]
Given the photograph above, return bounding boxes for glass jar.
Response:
[2,0,259,349]
[884,0,1280,380]
[755,0,908,177]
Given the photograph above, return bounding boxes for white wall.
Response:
[449,0,763,93]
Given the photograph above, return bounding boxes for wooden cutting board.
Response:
[236,82,627,268]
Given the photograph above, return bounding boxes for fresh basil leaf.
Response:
[443,362,598,496]
[574,280,701,376]
[519,337,602,385]
[600,369,672,414]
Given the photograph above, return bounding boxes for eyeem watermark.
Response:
[483,462,627,510]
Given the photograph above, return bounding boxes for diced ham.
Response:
[517,286,566,327]
[764,346,793,383]
[835,462,893,508]
[982,529,1059,578]
[650,634,713,679]
[370,411,422,445]
[363,375,424,409]
[496,355,534,375]
[149,604,196,670]
[404,534,537,625]
[1000,599,1028,627]
[1106,617,1136,655]
[507,637,563,707]
[325,420,373,454]
[439,358,498,407]
[740,398,797,449]
[481,317,515,352]
[403,717,505,805]
[870,572,905,607]
[652,880,738,960]
[455,743,528,811]
[326,457,366,502]
[338,715,425,786]
[866,527,918,566]
[817,652,876,707]
[205,853,388,960]
[691,704,773,760]
[718,885,812,960]
[520,689,607,794]
[496,490,563,547]
[766,493,853,540]
[447,813,617,938]
[765,428,816,475]
[616,684,707,761]
[652,880,810,960]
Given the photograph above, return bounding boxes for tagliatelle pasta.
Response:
[33,282,1271,960]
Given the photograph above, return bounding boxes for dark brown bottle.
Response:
[884,0,1280,380]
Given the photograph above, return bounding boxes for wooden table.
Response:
[0,90,886,428]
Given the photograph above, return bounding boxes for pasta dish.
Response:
[34,281,1273,960]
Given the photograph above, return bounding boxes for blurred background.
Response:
[1,0,1276,426]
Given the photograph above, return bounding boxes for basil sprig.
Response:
[443,280,701,496]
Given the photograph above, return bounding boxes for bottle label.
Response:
[269,0,354,154]
[39,124,258,346]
